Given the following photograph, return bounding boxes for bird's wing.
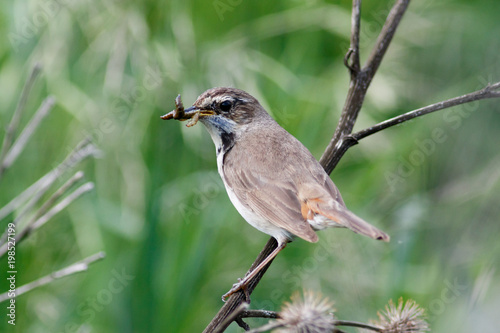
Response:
[222,124,388,243]
[223,157,318,243]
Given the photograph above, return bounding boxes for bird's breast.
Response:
[217,151,293,243]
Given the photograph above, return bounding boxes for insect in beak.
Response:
[160,94,214,127]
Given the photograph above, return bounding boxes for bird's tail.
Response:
[305,199,390,242]
[333,206,390,241]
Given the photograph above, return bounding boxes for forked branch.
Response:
[320,0,411,175]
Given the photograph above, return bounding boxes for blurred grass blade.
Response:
[0,139,100,221]
[1,96,55,172]
[0,251,106,303]
[0,181,94,257]
[0,63,42,181]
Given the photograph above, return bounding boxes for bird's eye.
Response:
[220,100,232,112]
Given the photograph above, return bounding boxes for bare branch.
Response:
[334,320,383,332]
[344,0,361,75]
[1,96,55,172]
[240,309,279,319]
[213,303,249,333]
[239,310,382,332]
[245,318,356,333]
[0,252,106,303]
[364,0,410,77]
[329,81,500,163]
[202,237,279,333]
[353,82,500,141]
[247,321,283,333]
[320,0,411,174]
[0,63,42,180]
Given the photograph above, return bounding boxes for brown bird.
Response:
[162,87,389,301]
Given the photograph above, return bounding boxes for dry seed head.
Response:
[374,298,429,333]
[274,290,335,333]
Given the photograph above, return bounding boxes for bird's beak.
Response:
[184,106,216,117]
[161,105,216,127]
[160,106,214,120]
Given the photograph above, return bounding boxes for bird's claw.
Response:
[221,278,250,303]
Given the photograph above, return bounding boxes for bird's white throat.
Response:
[200,116,237,156]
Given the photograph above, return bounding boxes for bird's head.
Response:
[189,87,268,126]
[174,87,271,154]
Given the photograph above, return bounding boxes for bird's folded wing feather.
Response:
[301,185,390,242]
[223,164,319,243]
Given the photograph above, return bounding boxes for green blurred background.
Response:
[1,0,500,332]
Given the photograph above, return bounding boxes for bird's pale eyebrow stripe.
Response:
[201,95,249,108]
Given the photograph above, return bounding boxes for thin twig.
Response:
[0,171,84,247]
[240,309,279,319]
[246,321,283,333]
[353,82,500,141]
[239,310,382,332]
[0,182,94,257]
[1,96,56,171]
[0,138,99,222]
[30,171,85,224]
[0,139,98,246]
[31,183,94,235]
[344,0,361,75]
[235,318,250,331]
[0,63,42,180]
[0,251,106,303]
[329,81,500,163]
[333,320,383,332]
[5,172,85,248]
[364,0,411,77]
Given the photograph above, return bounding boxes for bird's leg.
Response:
[222,241,287,303]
